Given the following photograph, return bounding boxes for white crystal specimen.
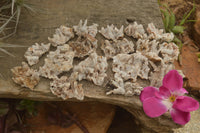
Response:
[124,22,147,39]
[39,44,74,79]
[73,52,108,86]
[147,23,174,42]
[24,43,51,66]
[101,38,135,59]
[149,60,159,71]
[136,39,160,54]
[11,20,182,99]
[11,62,40,90]
[69,34,98,58]
[136,39,162,62]
[106,79,143,96]
[112,52,150,81]
[73,19,98,37]
[101,40,116,59]
[136,39,150,52]
[48,25,74,47]
[50,74,84,100]
[117,38,135,54]
[159,42,179,63]
[107,52,150,96]
[99,24,124,40]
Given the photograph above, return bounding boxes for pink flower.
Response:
[140,70,199,125]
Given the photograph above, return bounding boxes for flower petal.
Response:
[163,70,183,92]
[143,97,168,117]
[140,87,158,102]
[156,86,171,99]
[173,88,188,96]
[173,96,199,112]
[180,88,188,94]
[170,108,190,125]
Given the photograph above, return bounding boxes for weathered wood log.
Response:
[1,0,198,132]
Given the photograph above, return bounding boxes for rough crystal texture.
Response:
[73,52,108,86]
[124,22,147,39]
[71,20,98,58]
[11,20,180,99]
[69,34,98,58]
[101,38,135,59]
[73,19,98,37]
[147,23,174,42]
[112,52,150,81]
[160,42,179,63]
[136,39,162,62]
[11,62,40,90]
[106,80,143,96]
[48,25,74,47]
[39,44,74,79]
[24,43,51,66]
[149,62,174,87]
[50,74,84,100]
[107,52,150,96]
[99,24,124,40]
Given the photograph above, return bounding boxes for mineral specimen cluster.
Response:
[11,19,179,100]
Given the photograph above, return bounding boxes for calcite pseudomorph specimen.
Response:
[147,23,174,42]
[99,24,124,40]
[50,74,84,100]
[101,38,135,59]
[124,21,147,39]
[48,25,74,47]
[106,52,150,96]
[69,34,98,58]
[11,20,180,100]
[24,43,51,66]
[73,19,98,37]
[70,19,98,58]
[39,44,74,79]
[73,52,108,86]
[11,62,40,90]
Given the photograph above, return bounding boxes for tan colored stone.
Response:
[174,35,200,95]
[193,10,200,48]
[173,108,200,133]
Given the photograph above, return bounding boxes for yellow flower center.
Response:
[169,95,176,102]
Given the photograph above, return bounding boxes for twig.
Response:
[187,1,200,7]
[0,11,16,34]
[47,103,89,133]
[0,48,15,57]
[0,14,16,20]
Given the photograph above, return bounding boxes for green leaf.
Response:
[172,26,185,34]
[178,43,183,52]
[196,53,200,58]
[158,0,161,5]
[17,99,41,116]
[173,36,182,44]
[161,9,170,31]
[168,12,176,30]
[186,20,197,23]
[180,1,196,25]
